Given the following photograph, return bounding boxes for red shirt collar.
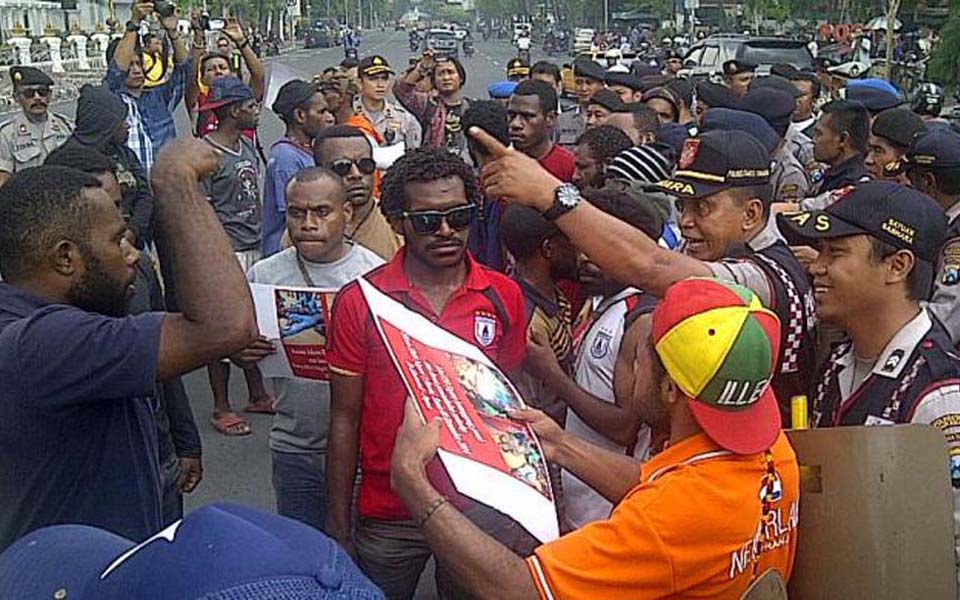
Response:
[376,247,491,294]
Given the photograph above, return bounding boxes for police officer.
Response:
[752,74,820,180]
[557,59,604,148]
[0,67,72,186]
[353,55,421,150]
[693,80,738,126]
[721,59,756,99]
[506,58,530,83]
[474,128,819,417]
[777,182,960,564]
[604,70,643,103]
[741,87,811,203]
[845,82,903,117]
[900,128,960,345]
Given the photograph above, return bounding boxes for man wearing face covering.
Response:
[59,84,154,250]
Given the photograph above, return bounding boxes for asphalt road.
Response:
[152,30,546,597]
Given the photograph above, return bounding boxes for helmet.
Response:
[911,82,944,117]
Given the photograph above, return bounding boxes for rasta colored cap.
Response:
[656,130,771,198]
[651,278,782,455]
[506,58,530,78]
[776,181,947,263]
[358,54,394,77]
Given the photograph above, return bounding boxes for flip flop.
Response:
[244,398,277,415]
[211,412,253,436]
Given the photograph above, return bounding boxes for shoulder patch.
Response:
[941,238,960,286]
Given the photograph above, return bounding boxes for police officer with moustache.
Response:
[471,127,818,417]
[899,129,960,345]
[777,182,960,574]
[0,67,72,186]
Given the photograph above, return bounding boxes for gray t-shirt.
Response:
[203,137,261,252]
[247,243,385,453]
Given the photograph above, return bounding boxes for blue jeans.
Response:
[272,450,327,532]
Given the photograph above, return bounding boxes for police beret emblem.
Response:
[373,57,382,65]
[679,138,701,170]
[13,71,21,82]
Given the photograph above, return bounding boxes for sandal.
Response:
[244,397,277,415]
[211,412,253,436]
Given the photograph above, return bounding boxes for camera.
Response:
[154,2,176,19]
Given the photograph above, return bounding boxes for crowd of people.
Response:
[1,3,960,598]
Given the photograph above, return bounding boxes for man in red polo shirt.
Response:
[509,79,576,183]
[326,147,533,599]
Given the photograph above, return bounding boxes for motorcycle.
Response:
[345,46,358,60]
[463,40,475,58]
[409,36,419,52]
[518,48,530,64]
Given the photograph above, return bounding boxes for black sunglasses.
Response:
[330,158,377,177]
[401,203,476,235]
[18,87,51,99]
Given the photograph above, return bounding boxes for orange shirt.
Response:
[526,432,799,599]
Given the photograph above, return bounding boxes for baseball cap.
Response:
[695,80,738,110]
[656,130,771,198]
[488,80,518,99]
[901,127,960,169]
[722,59,757,76]
[588,88,624,112]
[506,58,530,78]
[651,278,782,455]
[701,108,779,155]
[776,181,947,263]
[750,74,803,99]
[740,87,795,138]
[604,70,643,91]
[198,77,255,112]
[0,503,384,600]
[870,107,928,148]
[358,55,393,77]
[272,79,319,117]
[573,59,605,82]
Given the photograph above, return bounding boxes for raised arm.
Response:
[114,2,154,71]
[185,12,206,114]
[160,8,189,65]
[471,128,710,297]
[223,19,265,100]
[151,139,258,380]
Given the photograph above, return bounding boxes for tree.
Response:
[929,7,960,90]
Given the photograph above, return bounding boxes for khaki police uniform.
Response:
[785,126,820,182]
[0,111,73,174]
[771,143,811,203]
[353,96,421,149]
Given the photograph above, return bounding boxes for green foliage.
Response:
[929,9,960,89]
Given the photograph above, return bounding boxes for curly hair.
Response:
[0,166,102,282]
[577,125,634,164]
[379,147,482,218]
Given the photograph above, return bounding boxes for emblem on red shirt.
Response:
[679,138,701,170]
[474,312,496,347]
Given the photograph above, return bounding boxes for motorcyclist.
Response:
[912,82,950,126]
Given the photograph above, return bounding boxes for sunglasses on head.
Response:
[330,157,377,177]
[19,87,50,99]
[401,203,476,235]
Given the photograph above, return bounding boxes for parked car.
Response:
[680,34,814,79]
[426,29,458,57]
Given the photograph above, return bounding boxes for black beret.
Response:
[573,59,605,82]
[604,71,643,91]
[871,107,929,148]
[722,59,757,76]
[751,75,802,99]
[11,66,53,87]
[587,88,624,112]
[696,80,738,109]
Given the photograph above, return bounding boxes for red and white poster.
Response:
[358,278,560,543]
[250,283,336,381]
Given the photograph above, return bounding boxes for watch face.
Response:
[557,184,580,208]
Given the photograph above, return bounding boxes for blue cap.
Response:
[701,108,779,155]
[656,122,691,157]
[199,77,256,112]
[740,87,795,138]
[488,80,518,99]
[846,79,902,113]
[0,503,384,600]
[847,77,901,97]
[904,127,960,169]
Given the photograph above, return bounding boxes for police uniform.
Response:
[777,184,960,571]
[0,67,72,175]
[355,56,422,149]
[657,132,819,415]
[559,60,604,148]
[772,143,811,203]
[785,126,820,182]
[506,58,530,80]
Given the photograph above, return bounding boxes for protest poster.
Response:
[357,277,560,543]
[250,283,336,381]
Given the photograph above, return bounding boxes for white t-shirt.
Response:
[247,243,384,454]
[562,288,652,529]
[518,37,531,50]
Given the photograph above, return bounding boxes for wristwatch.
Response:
[542,183,581,221]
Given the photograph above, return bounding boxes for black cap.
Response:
[696,80,738,109]
[10,66,53,87]
[656,130,771,198]
[604,71,643,91]
[871,108,928,148]
[777,182,946,263]
[665,49,683,61]
[770,63,798,79]
[358,55,393,77]
[903,128,960,169]
[846,86,901,113]
[272,79,319,117]
[750,74,803,99]
[587,88,624,112]
[574,59,605,82]
[740,87,795,138]
[665,77,693,105]
[701,108,779,155]
[722,59,757,76]
[506,58,530,78]
[631,63,661,79]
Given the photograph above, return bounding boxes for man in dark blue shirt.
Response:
[0,139,258,550]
